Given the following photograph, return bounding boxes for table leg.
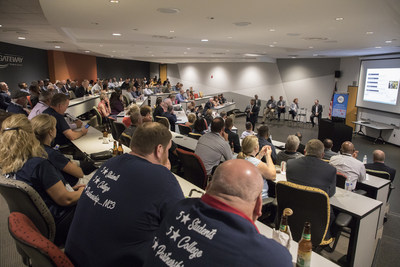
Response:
[374,130,385,144]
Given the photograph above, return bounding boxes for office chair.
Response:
[188,132,202,140]
[8,212,74,267]
[178,124,192,136]
[176,148,208,189]
[366,169,393,201]
[113,121,126,141]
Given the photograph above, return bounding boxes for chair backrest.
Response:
[113,121,126,141]
[110,118,118,140]
[366,169,391,181]
[336,172,347,189]
[155,116,170,129]
[276,181,331,246]
[122,95,129,106]
[8,212,73,267]
[188,132,202,140]
[88,114,98,128]
[27,95,33,108]
[176,148,208,189]
[92,106,102,126]
[178,124,192,136]
[68,91,76,99]
[0,175,55,242]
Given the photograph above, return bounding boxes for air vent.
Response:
[303,37,328,41]
[234,22,251,27]
[46,41,64,44]
[1,27,27,33]
[152,35,175,40]
[212,52,225,55]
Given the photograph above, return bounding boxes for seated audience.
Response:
[185,113,196,129]
[295,132,305,154]
[225,117,241,153]
[235,136,276,198]
[91,80,102,95]
[175,88,186,103]
[202,98,214,115]
[192,117,207,135]
[28,83,40,107]
[97,92,111,118]
[120,111,142,147]
[364,150,396,182]
[276,135,303,165]
[7,90,30,116]
[28,90,53,120]
[204,108,213,126]
[195,117,232,175]
[163,94,176,107]
[163,105,177,131]
[65,123,184,266]
[0,114,84,245]
[140,105,153,123]
[156,119,180,173]
[75,80,90,98]
[43,93,88,146]
[0,82,11,110]
[289,98,299,120]
[257,125,277,164]
[143,85,153,96]
[144,159,292,267]
[122,86,135,103]
[31,114,84,186]
[323,138,337,160]
[219,111,227,120]
[153,97,164,120]
[330,141,366,191]
[122,104,139,128]
[241,121,255,139]
[109,91,124,116]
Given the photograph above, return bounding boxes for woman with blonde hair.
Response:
[123,103,140,127]
[31,114,85,186]
[0,114,84,244]
[98,92,111,118]
[234,135,276,198]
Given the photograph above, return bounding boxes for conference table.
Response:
[175,174,339,267]
[66,94,103,117]
[352,120,396,144]
[149,92,177,107]
[180,96,211,110]
[212,102,236,113]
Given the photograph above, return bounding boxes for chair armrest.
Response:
[335,212,352,227]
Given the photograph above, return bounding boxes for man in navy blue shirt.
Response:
[65,122,185,267]
[43,93,87,146]
[6,90,30,116]
[163,105,177,131]
[144,159,292,267]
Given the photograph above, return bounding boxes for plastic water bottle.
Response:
[363,155,367,164]
[345,177,352,191]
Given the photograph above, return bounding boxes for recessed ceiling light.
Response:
[157,8,180,14]
[309,46,314,49]
[99,44,103,47]
[269,29,276,32]
[385,40,392,43]
[0,25,2,27]
[18,37,26,40]
[111,55,114,58]
[54,46,60,49]
[112,50,116,52]
[366,31,374,35]
[226,50,230,52]
[183,52,187,54]
[375,46,382,49]
[244,53,260,57]
[84,50,90,53]
[151,55,154,56]
[201,39,208,42]
[169,30,174,33]
[187,48,191,50]
[110,0,119,3]
[291,56,296,59]
[335,17,344,21]
[269,45,275,47]
[112,33,121,36]
[234,22,251,27]
[227,36,233,39]
[273,41,277,44]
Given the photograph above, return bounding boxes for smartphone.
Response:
[85,123,90,129]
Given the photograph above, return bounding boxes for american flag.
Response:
[328,81,338,119]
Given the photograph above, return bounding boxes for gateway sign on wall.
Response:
[0,53,24,68]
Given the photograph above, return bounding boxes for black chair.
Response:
[188,132,202,140]
[110,118,118,140]
[113,121,126,141]
[275,181,333,248]
[178,124,192,136]
[366,169,393,201]
[176,148,208,189]
[336,172,367,196]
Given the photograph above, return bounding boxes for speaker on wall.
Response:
[335,70,341,78]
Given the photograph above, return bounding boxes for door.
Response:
[159,64,167,84]
[346,86,358,130]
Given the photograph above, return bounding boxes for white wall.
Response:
[337,56,361,91]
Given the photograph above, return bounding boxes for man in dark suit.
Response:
[365,150,396,183]
[245,99,259,130]
[310,99,323,127]
[286,139,336,197]
[224,117,241,153]
[202,98,214,115]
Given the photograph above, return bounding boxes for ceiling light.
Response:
[187,48,191,50]
[151,55,154,56]
[84,50,90,53]
[291,56,296,59]
[313,54,318,56]
[269,45,275,47]
[112,50,116,52]
[273,41,277,44]
[375,46,382,49]
[226,50,230,52]
[0,25,2,27]
[335,17,344,21]
[227,36,232,39]
[17,37,26,40]
[201,39,208,42]
[309,46,314,49]
[385,40,392,43]
[54,46,60,49]
[169,30,174,33]
[110,0,119,3]
[112,33,121,36]
[244,53,260,57]
[157,8,180,14]
[183,52,187,54]
[269,29,276,32]
[366,31,374,35]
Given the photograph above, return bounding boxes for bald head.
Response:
[207,159,263,202]
[340,141,355,154]
[373,150,385,162]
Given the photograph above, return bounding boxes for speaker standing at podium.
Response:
[310,99,323,127]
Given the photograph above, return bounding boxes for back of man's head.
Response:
[130,111,142,126]
[207,159,263,203]
[131,122,171,156]
[211,117,224,133]
[373,150,385,162]
[340,141,355,154]
[257,125,269,138]
[38,90,53,103]
[245,122,252,131]
[50,93,69,107]
[225,117,233,129]
[140,105,152,117]
[220,111,227,118]
[323,138,333,149]
[286,135,300,152]
[167,105,173,113]
[305,139,324,158]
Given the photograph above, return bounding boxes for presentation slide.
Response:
[363,68,399,105]
[356,58,400,114]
